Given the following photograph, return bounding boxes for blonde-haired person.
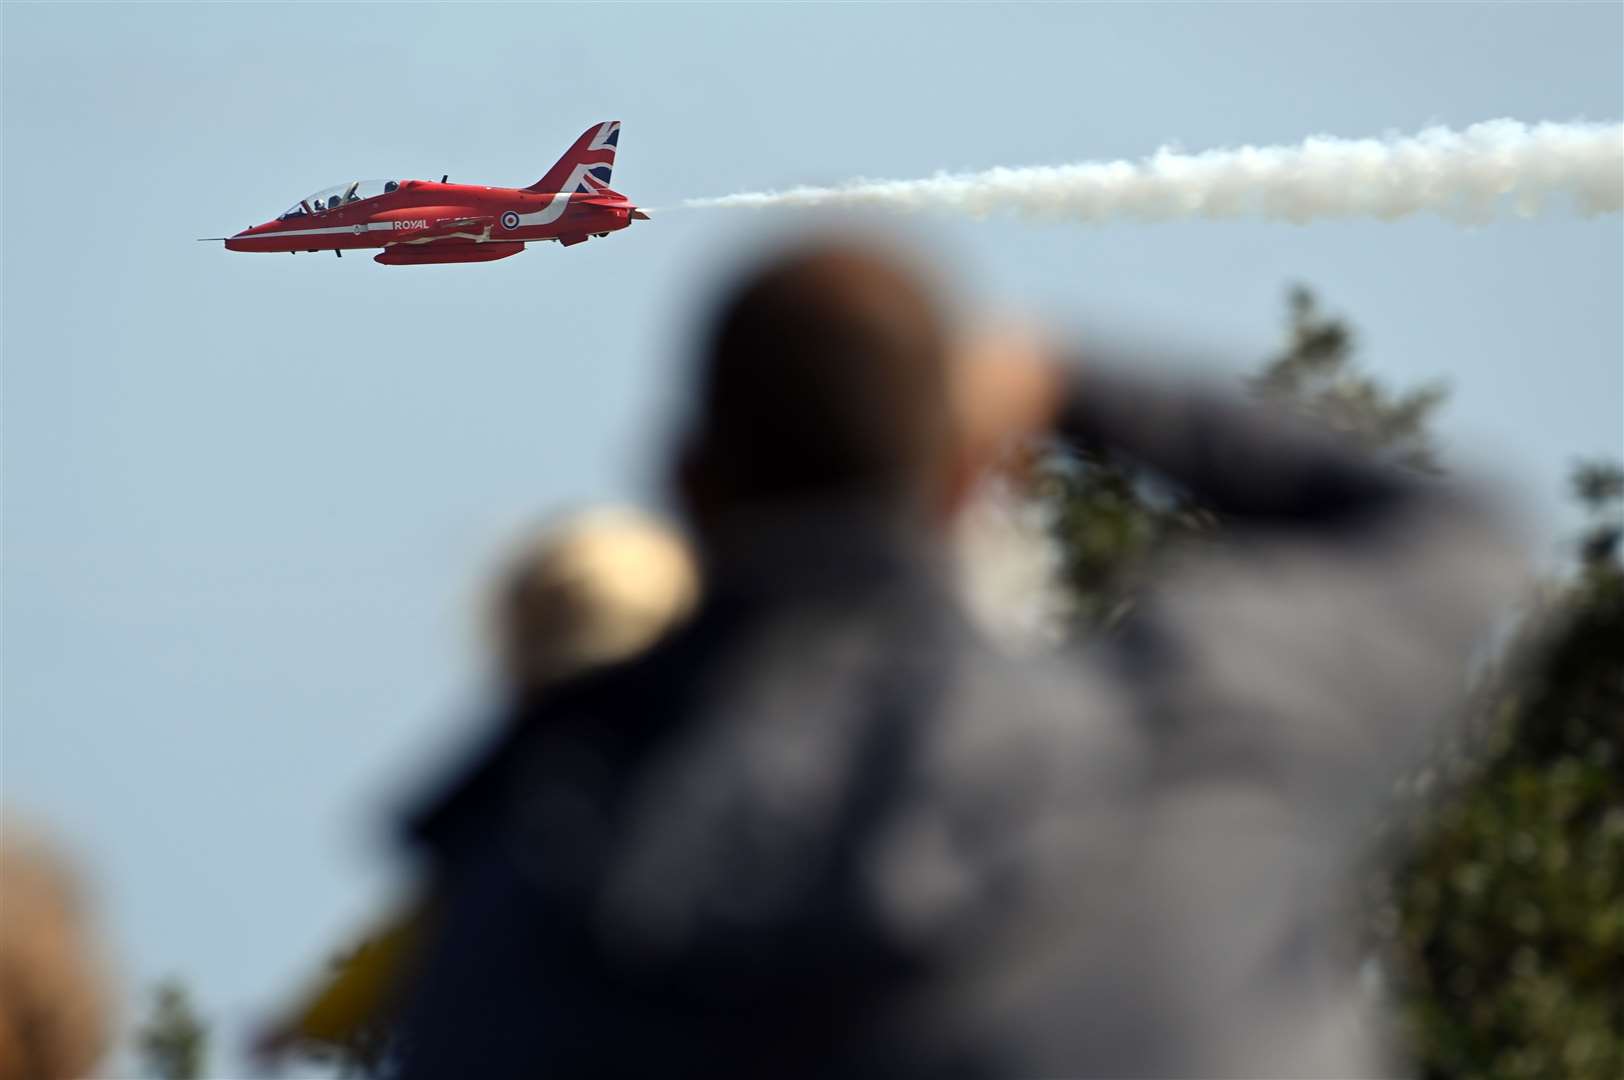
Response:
[0,820,113,1080]
[488,506,700,695]
[258,507,697,1069]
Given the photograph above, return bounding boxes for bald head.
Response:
[682,241,956,525]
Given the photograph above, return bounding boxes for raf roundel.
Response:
[501,210,521,231]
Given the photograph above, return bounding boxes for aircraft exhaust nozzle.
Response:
[631,208,650,221]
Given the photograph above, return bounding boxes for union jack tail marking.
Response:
[527,121,621,195]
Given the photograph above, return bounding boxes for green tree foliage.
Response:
[134,979,208,1080]
[1252,286,1449,472]
[1042,287,1623,1078]
[1034,449,1216,630]
[1378,469,1623,1080]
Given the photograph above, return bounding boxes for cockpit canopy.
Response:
[279,179,402,219]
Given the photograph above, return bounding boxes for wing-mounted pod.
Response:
[375,242,525,266]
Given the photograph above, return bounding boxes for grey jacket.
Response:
[396,370,1522,1078]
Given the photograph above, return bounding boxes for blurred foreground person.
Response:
[0,820,112,1080]
[396,240,1523,1078]
[489,507,700,697]
[256,509,696,1069]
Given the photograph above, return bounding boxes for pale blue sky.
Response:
[4,3,1620,1074]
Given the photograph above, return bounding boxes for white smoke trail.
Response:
[685,119,1623,224]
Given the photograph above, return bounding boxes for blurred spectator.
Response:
[1,818,112,1080]
[257,508,696,1071]
[394,238,1523,1078]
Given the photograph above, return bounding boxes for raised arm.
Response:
[1052,356,1525,831]
[1056,358,1415,525]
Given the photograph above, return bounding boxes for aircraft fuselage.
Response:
[225,180,642,261]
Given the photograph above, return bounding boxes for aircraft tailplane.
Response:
[527,121,620,195]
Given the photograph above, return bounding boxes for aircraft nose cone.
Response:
[224,221,274,252]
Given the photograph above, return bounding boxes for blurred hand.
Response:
[950,322,1065,476]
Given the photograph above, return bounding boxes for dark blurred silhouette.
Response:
[255,509,697,1073]
[0,819,112,1080]
[393,239,1523,1078]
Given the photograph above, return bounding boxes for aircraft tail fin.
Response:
[527,121,620,194]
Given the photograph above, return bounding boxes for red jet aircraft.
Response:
[205,121,646,265]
